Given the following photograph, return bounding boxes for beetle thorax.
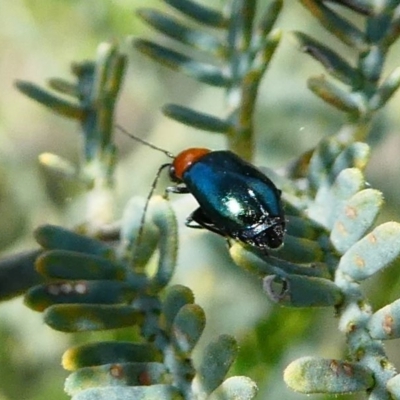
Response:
[171,148,211,180]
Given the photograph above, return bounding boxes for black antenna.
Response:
[133,162,171,261]
[115,124,174,159]
[115,124,175,264]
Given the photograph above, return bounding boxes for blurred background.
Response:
[1,1,400,399]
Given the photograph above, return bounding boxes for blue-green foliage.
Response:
[295,0,400,127]
[23,198,255,399]
[1,0,400,399]
[135,0,282,160]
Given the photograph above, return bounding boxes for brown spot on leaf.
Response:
[330,360,339,374]
[347,322,357,333]
[343,362,353,376]
[355,255,365,268]
[345,206,357,219]
[139,370,152,386]
[110,364,124,379]
[336,221,347,235]
[383,314,394,336]
[368,233,377,244]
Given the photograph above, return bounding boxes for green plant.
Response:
[1,1,400,399]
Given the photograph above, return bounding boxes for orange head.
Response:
[171,148,211,181]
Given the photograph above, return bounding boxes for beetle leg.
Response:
[186,208,228,237]
[185,219,203,229]
[186,208,207,229]
[166,184,190,195]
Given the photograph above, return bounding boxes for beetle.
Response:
[117,125,285,251]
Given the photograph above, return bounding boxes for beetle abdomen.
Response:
[182,151,285,248]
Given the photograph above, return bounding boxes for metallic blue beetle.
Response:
[168,148,285,251]
[117,126,285,251]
